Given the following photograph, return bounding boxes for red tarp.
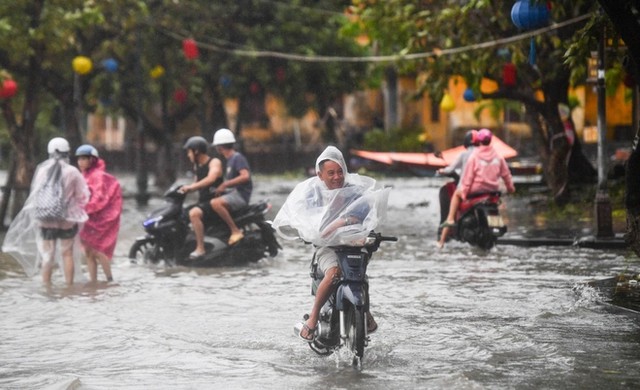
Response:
[351,136,518,170]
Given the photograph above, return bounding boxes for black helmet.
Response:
[463,130,478,148]
[183,136,208,154]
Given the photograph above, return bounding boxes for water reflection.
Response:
[0,176,638,389]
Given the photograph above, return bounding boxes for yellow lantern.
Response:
[150,65,165,79]
[440,92,455,112]
[72,56,93,75]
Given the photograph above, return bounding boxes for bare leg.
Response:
[60,238,75,286]
[85,247,98,282]
[41,239,55,284]
[189,207,206,255]
[301,266,340,339]
[96,252,113,282]
[438,192,462,248]
[211,198,240,233]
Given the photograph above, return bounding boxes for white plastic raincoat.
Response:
[2,154,89,279]
[273,146,389,247]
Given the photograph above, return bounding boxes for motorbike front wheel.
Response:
[129,238,167,265]
[344,304,366,362]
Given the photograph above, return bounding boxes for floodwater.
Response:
[1,175,639,390]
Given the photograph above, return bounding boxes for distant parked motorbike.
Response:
[295,232,397,367]
[129,184,281,267]
[437,172,507,250]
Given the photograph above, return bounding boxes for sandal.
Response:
[228,232,244,246]
[439,220,456,228]
[188,250,205,260]
[295,322,315,342]
[367,313,378,334]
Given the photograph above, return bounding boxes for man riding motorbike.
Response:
[179,136,223,259]
[272,146,390,342]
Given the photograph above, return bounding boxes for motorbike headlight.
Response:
[143,215,163,229]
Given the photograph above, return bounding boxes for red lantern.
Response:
[182,38,199,60]
[276,67,286,83]
[173,88,187,104]
[0,79,18,99]
[249,82,260,95]
[503,62,517,87]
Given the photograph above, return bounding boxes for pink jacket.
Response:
[79,159,122,259]
[460,145,515,199]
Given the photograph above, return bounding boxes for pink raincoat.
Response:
[460,145,515,199]
[80,158,122,259]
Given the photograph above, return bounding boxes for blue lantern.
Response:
[511,0,550,30]
[101,58,118,73]
[219,75,232,89]
[463,88,476,102]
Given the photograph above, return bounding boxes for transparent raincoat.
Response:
[2,154,89,280]
[273,146,390,247]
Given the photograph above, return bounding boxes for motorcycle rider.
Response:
[272,146,390,342]
[437,128,515,249]
[211,128,253,246]
[180,136,223,259]
[437,129,478,224]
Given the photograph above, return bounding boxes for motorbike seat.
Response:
[459,192,501,213]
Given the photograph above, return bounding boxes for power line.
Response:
[158,13,591,63]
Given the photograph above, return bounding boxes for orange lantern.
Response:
[0,79,18,99]
[182,38,199,60]
[72,56,93,75]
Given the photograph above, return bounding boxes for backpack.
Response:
[34,161,66,222]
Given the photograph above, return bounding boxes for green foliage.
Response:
[362,127,426,152]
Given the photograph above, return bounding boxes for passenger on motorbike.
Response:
[273,146,390,342]
[180,136,223,259]
[437,129,515,249]
[437,129,479,223]
[211,128,253,246]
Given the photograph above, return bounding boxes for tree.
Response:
[346,0,599,201]
[595,0,640,256]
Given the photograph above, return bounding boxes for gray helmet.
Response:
[75,144,99,158]
[183,136,209,154]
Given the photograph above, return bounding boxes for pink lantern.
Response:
[182,38,199,60]
[0,79,18,99]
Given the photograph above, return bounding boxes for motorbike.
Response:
[295,232,397,367]
[129,184,281,267]
[437,171,507,250]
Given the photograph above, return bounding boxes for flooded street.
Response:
[1,175,639,389]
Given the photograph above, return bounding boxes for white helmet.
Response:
[212,128,236,146]
[47,137,70,154]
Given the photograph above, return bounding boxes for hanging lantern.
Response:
[219,75,232,89]
[173,88,187,104]
[72,56,93,75]
[150,65,165,79]
[503,62,517,87]
[463,88,476,102]
[510,0,550,30]
[182,38,199,60]
[0,79,18,99]
[101,58,118,73]
[249,82,260,95]
[276,67,286,83]
[440,92,455,112]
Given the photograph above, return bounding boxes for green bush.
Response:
[362,127,427,152]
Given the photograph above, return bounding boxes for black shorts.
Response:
[41,224,78,240]
[195,201,219,224]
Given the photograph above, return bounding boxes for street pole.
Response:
[595,23,614,238]
[134,27,149,206]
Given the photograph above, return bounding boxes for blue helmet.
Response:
[75,144,99,158]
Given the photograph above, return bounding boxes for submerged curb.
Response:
[498,233,627,250]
